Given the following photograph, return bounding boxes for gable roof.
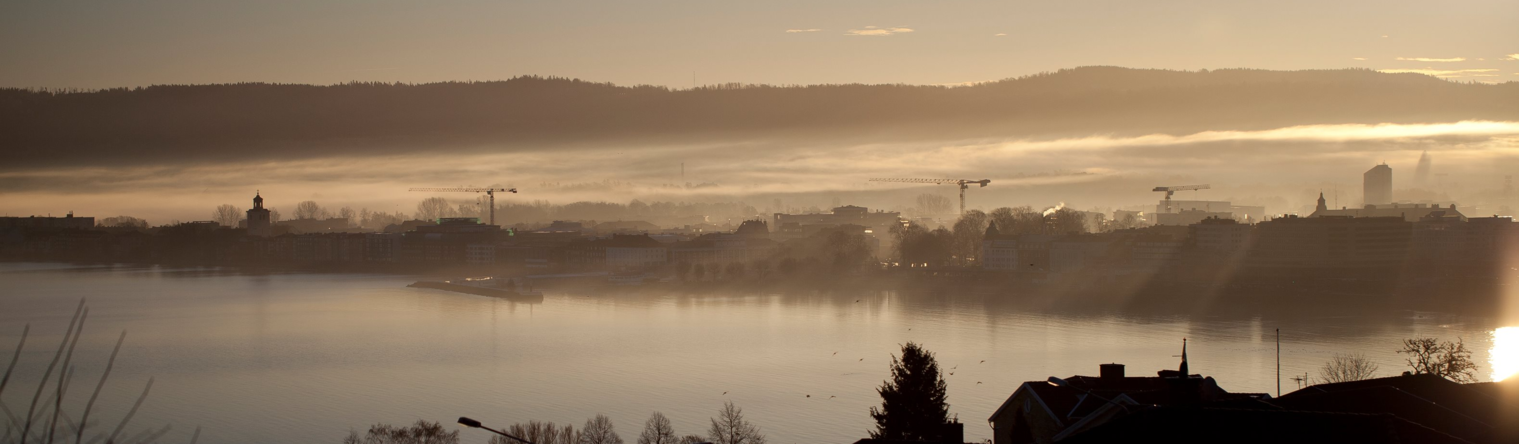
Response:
[1059,407,1473,444]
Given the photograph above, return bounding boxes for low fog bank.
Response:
[3,67,1517,170]
[3,120,1517,225]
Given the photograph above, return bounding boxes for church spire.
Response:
[1179,338,1189,376]
[253,191,264,209]
[1315,192,1327,213]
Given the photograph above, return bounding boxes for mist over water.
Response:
[0,263,1506,444]
[4,120,1519,224]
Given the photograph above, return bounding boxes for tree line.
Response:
[343,402,764,444]
[7,67,1517,168]
[894,205,1099,267]
[192,198,761,231]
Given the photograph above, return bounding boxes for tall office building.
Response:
[1364,164,1392,206]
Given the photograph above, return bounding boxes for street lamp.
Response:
[458,417,536,444]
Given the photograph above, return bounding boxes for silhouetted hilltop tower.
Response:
[246,191,272,237]
[1364,164,1392,206]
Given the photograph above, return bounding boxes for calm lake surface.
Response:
[1,262,1514,444]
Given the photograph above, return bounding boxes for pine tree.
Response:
[869,342,950,441]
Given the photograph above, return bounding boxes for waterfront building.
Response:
[246,192,272,237]
[0,212,95,230]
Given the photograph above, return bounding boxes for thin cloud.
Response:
[1507,54,1519,61]
[1377,68,1498,77]
[1351,57,1367,61]
[845,26,913,36]
[1395,57,1466,62]
[785,29,821,33]
[995,33,1007,37]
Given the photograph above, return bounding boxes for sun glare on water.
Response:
[1492,327,1519,381]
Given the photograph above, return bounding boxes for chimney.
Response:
[939,421,963,444]
[1100,363,1125,384]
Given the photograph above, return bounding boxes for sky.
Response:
[2,0,1517,89]
[2,0,1518,223]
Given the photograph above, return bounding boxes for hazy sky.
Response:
[5,120,1519,223]
[2,0,1516,89]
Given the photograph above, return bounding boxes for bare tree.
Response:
[1084,212,1108,233]
[708,402,764,444]
[638,412,678,444]
[1112,213,1140,231]
[98,216,149,229]
[270,208,282,223]
[457,202,481,220]
[344,420,458,444]
[213,204,243,227]
[294,200,324,219]
[499,421,577,444]
[916,194,954,216]
[367,211,406,230]
[677,435,706,444]
[338,207,356,226]
[1318,352,1380,383]
[580,414,623,444]
[1398,337,1478,383]
[415,197,457,221]
[1047,207,1088,235]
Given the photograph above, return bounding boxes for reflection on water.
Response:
[0,263,1505,444]
[1493,327,1518,381]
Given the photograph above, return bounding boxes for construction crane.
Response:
[1152,184,1209,213]
[869,178,991,215]
[408,187,517,226]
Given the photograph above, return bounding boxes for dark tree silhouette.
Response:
[708,401,764,444]
[1398,337,1478,383]
[895,224,953,266]
[951,210,989,265]
[343,420,458,444]
[500,421,578,444]
[637,412,678,444]
[97,215,148,229]
[869,342,950,441]
[212,204,243,227]
[579,414,623,444]
[295,200,326,220]
[1318,353,1380,383]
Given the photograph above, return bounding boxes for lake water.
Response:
[0,262,1513,444]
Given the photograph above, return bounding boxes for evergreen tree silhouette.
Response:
[869,342,949,441]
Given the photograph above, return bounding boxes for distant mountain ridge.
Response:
[2,66,1515,168]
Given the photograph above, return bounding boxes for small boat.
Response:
[407,278,544,302]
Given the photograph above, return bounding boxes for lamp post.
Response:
[458,417,536,444]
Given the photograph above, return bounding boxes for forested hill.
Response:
[3,66,1517,168]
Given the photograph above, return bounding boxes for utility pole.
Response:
[1276,328,1281,397]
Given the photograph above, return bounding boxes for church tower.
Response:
[246,191,272,237]
[1315,192,1327,213]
